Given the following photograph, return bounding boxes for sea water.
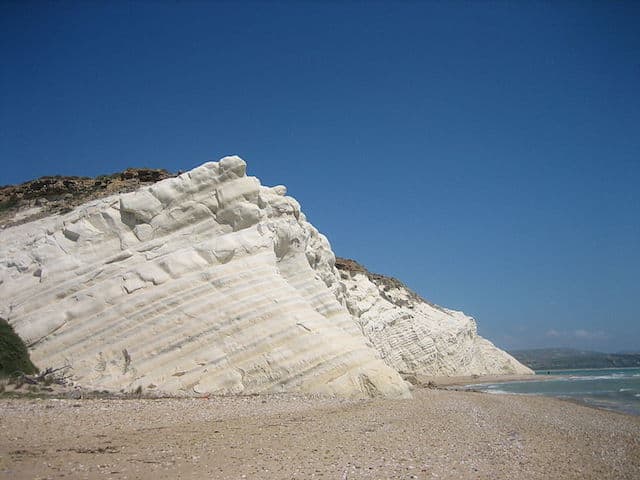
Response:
[467,368,640,416]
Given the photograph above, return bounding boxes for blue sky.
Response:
[1,2,639,352]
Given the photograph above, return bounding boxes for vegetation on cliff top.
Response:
[0,168,174,227]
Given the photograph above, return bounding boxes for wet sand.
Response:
[1,386,639,480]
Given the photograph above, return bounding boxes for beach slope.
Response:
[1,388,638,479]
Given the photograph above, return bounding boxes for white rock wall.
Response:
[0,155,531,397]
[336,268,533,376]
[0,157,409,398]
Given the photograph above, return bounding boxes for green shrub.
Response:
[0,319,38,377]
[0,196,19,212]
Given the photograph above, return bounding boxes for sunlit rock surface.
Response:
[0,156,530,397]
[335,259,533,376]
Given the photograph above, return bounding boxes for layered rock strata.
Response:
[0,157,408,398]
[335,259,533,376]
[0,156,531,397]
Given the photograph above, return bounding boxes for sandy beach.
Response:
[1,384,639,480]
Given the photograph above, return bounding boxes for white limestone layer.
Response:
[0,157,409,398]
[336,267,533,376]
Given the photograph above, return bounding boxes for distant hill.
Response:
[509,348,640,370]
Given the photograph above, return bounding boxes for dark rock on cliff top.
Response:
[1,168,174,227]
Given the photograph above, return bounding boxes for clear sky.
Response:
[1,2,639,352]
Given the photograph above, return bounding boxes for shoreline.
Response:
[412,373,558,388]
[431,371,640,418]
[533,366,640,372]
[2,386,639,479]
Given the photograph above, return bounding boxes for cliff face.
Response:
[0,156,531,397]
[0,157,408,398]
[334,259,532,376]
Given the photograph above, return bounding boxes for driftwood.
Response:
[9,365,72,388]
[34,365,72,384]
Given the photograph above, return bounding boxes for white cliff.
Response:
[0,157,408,398]
[334,259,533,376]
[0,156,531,397]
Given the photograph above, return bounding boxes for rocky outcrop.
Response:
[335,258,533,376]
[0,168,173,228]
[0,157,409,398]
[0,156,531,397]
